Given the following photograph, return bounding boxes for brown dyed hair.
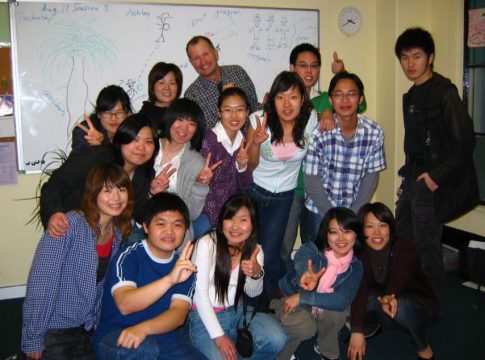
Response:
[80,163,134,239]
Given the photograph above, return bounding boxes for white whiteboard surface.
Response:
[10,2,319,172]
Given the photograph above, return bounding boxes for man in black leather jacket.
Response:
[394,27,478,301]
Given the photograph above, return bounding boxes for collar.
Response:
[212,121,244,156]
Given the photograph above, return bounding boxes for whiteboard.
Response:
[10,2,319,172]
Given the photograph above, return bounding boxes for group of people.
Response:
[21,27,478,360]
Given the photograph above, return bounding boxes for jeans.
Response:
[42,327,95,360]
[96,329,207,360]
[300,207,321,245]
[247,183,294,301]
[192,212,212,240]
[395,179,444,299]
[280,195,305,272]
[189,306,288,360]
[366,290,437,352]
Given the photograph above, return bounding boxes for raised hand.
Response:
[378,294,397,318]
[236,139,249,170]
[196,153,223,185]
[167,241,197,285]
[150,164,177,194]
[331,51,346,74]
[47,212,69,238]
[241,247,262,278]
[300,259,326,291]
[76,114,104,146]
[252,113,269,146]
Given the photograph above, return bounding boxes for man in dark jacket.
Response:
[394,27,479,300]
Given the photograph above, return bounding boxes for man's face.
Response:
[143,211,187,259]
[399,48,434,85]
[187,40,219,81]
[290,51,320,92]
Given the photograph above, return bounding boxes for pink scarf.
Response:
[312,249,354,316]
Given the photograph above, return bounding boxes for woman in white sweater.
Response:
[189,194,288,360]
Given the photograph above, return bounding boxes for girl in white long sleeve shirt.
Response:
[189,194,288,360]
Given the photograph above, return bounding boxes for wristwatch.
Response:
[251,269,264,280]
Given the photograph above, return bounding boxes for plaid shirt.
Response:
[21,211,122,353]
[304,114,386,213]
[184,65,260,128]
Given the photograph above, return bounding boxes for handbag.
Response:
[236,295,258,358]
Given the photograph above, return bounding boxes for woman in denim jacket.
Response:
[273,207,363,360]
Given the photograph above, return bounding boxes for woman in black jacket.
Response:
[348,202,439,360]
[41,113,159,238]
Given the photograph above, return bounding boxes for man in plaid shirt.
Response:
[302,71,386,244]
[184,35,260,129]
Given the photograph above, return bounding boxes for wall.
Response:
[0,0,483,290]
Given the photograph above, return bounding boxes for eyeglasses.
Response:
[100,110,128,119]
[220,107,248,116]
[295,63,320,71]
[330,91,360,100]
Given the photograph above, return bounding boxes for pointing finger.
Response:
[83,114,95,129]
[180,241,194,260]
[307,259,314,273]
[205,153,212,168]
[210,159,223,171]
[76,122,90,134]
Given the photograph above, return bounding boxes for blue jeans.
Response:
[96,329,207,360]
[192,213,212,240]
[280,195,305,272]
[188,306,288,360]
[247,183,294,301]
[300,207,321,245]
[367,290,437,352]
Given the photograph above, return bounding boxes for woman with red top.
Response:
[22,163,134,359]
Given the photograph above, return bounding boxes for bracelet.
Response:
[251,269,264,280]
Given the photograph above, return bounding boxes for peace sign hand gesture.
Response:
[252,113,269,146]
[236,139,249,170]
[241,247,262,278]
[150,164,176,194]
[76,114,104,146]
[300,259,326,291]
[196,153,223,185]
[167,241,197,285]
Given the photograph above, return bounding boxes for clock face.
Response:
[338,6,362,36]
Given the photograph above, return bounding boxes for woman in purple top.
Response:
[197,87,253,234]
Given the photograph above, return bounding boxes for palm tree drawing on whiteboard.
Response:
[37,19,118,140]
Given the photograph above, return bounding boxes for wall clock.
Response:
[338,6,362,36]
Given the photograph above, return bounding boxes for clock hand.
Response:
[348,19,356,24]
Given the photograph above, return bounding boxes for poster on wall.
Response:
[468,8,485,47]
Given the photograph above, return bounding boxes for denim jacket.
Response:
[279,242,363,312]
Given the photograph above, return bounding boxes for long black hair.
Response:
[212,194,259,305]
[263,71,312,148]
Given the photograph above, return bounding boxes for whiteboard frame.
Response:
[10,1,319,173]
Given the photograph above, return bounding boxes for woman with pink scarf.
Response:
[273,207,364,360]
